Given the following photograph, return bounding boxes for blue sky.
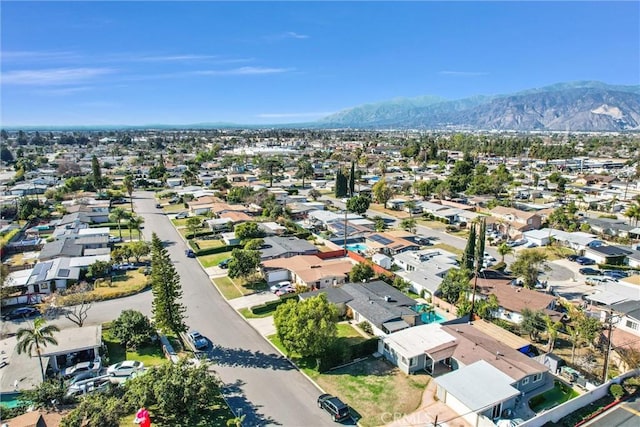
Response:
[1,1,639,126]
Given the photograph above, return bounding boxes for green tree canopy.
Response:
[111,310,155,350]
[438,268,471,304]
[234,221,265,242]
[273,294,338,358]
[372,178,394,208]
[349,262,375,283]
[511,250,548,289]
[16,317,59,381]
[150,233,186,335]
[228,248,261,280]
[346,194,371,214]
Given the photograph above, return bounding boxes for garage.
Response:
[264,268,289,284]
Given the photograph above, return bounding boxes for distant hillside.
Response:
[319,81,640,131]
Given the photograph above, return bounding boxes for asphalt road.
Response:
[584,395,640,427]
[133,191,338,426]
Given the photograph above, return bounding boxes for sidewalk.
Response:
[385,379,472,427]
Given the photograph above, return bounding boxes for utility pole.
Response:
[602,308,615,383]
[343,206,348,255]
[469,256,480,322]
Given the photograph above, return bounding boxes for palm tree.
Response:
[404,200,417,219]
[624,202,640,227]
[295,160,314,189]
[128,214,145,241]
[109,207,128,239]
[16,317,59,381]
[497,242,513,264]
[123,174,135,213]
[544,315,562,352]
[566,325,582,363]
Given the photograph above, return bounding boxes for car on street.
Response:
[66,377,112,398]
[107,360,144,377]
[155,203,162,208]
[317,393,351,422]
[63,360,102,378]
[579,268,602,276]
[2,306,41,321]
[270,281,292,293]
[218,258,231,269]
[185,249,196,258]
[187,331,208,350]
[576,257,596,265]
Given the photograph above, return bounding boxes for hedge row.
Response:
[90,222,122,229]
[184,230,215,240]
[319,337,379,372]
[195,244,240,257]
[250,293,298,315]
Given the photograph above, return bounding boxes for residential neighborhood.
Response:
[1,128,640,427]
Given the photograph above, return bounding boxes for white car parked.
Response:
[270,281,292,293]
[106,360,144,377]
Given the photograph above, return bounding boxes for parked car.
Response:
[114,263,137,271]
[270,281,292,293]
[107,360,144,377]
[317,394,351,422]
[576,257,596,265]
[603,270,628,279]
[275,285,296,296]
[187,331,208,350]
[2,306,40,321]
[218,258,231,269]
[66,377,112,397]
[185,249,196,258]
[175,212,188,219]
[109,236,123,244]
[579,268,602,276]
[155,203,162,209]
[586,276,616,285]
[63,360,102,378]
[67,371,101,386]
[567,255,579,262]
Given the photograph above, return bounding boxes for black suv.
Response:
[317,394,350,422]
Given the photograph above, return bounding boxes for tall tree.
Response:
[349,263,375,283]
[404,200,417,219]
[348,161,356,196]
[372,178,393,208]
[438,268,471,304]
[16,317,60,381]
[123,174,135,212]
[109,207,128,240]
[544,315,562,352]
[295,160,314,189]
[112,310,155,350]
[150,233,186,336]
[185,217,203,240]
[474,218,486,275]
[463,224,476,271]
[335,169,348,198]
[228,248,261,281]
[346,194,371,214]
[273,294,338,358]
[521,308,545,341]
[91,155,102,193]
[497,242,513,264]
[127,214,144,241]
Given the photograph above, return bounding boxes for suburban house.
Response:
[365,232,420,256]
[584,217,633,238]
[523,228,604,252]
[489,206,542,238]
[300,280,420,335]
[393,249,459,297]
[38,237,84,261]
[204,217,233,232]
[379,322,551,427]
[259,236,319,260]
[258,221,287,236]
[583,245,632,265]
[608,300,640,370]
[187,195,218,215]
[473,277,557,324]
[261,254,353,288]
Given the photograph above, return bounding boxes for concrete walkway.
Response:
[247,317,277,337]
[385,380,472,427]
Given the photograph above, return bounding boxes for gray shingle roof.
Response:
[260,236,318,259]
[38,237,83,260]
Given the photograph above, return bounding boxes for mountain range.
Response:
[318,81,640,131]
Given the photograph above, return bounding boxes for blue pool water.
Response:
[0,393,28,409]
[346,243,368,253]
[413,304,447,324]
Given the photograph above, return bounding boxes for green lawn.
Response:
[269,332,429,427]
[212,276,244,299]
[529,380,579,412]
[199,251,233,268]
[102,325,168,367]
[161,203,185,213]
[431,243,463,256]
[194,239,225,250]
[336,323,367,346]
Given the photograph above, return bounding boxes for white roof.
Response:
[435,360,520,411]
[68,254,112,267]
[5,268,33,287]
[77,227,110,236]
[40,325,102,357]
[381,324,456,359]
[586,282,640,305]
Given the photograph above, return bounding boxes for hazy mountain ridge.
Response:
[320,82,640,131]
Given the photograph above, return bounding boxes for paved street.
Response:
[133,191,337,426]
[583,395,640,427]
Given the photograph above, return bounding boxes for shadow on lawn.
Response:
[209,346,295,371]
[222,379,282,426]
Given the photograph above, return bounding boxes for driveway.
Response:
[228,291,279,310]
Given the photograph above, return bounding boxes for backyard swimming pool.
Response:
[346,243,368,253]
[413,304,447,324]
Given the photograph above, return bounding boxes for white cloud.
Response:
[284,32,309,39]
[439,70,488,76]
[193,66,293,76]
[2,68,115,85]
[33,86,94,96]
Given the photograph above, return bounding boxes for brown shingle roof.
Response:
[473,277,555,313]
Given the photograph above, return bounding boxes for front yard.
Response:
[199,251,233,268]
[212,276,267,299]
[102,323,168,367]
[268,326,428,427]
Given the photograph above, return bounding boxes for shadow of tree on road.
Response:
[222,379,282,426]
[209,345,294,371]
